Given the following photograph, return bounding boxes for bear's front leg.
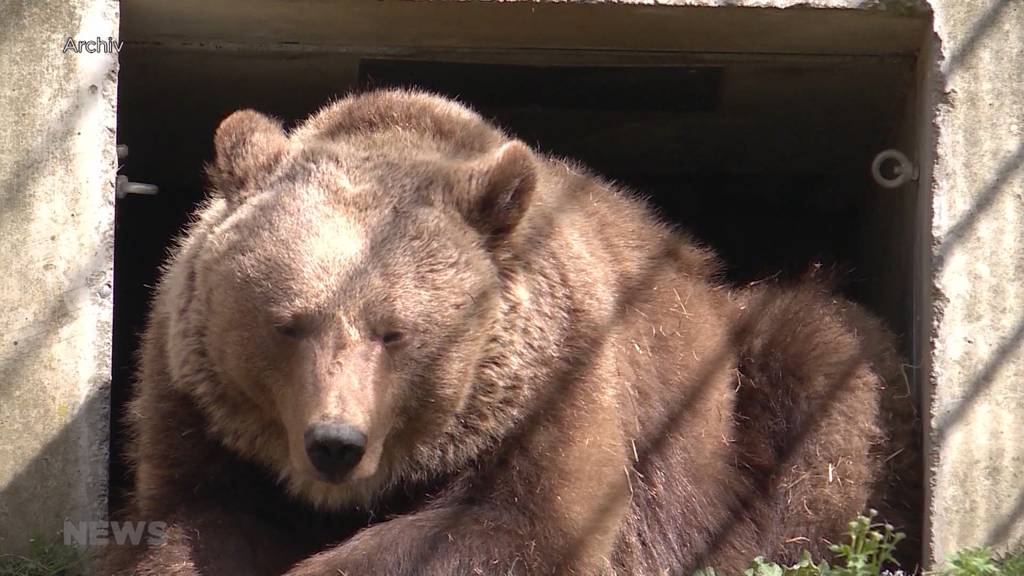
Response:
[285,500,617,576]
[287,505,538,576]
[286,420,630,576]
[103,504,307,576]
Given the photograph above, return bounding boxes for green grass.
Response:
[696,510,1024,576]
[941,547,1024,576]
[0,536,81,576]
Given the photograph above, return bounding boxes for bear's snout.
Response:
[303,422,367,482]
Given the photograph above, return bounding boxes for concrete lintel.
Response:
[121,0,930,56]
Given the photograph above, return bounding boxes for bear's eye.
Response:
[272,315,311,338]
[274,320,305,339]
[272,312,316,339]
[379,331,406,347]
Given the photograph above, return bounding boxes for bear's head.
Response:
[181,96,539,507]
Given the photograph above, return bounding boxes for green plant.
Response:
[694,509,905,576]
[691,511,1024,576]
[943,548,1001,576]
[940,546,1024,576]
[744,553,827,576]
[996,547,1024,576]
[0,536,81,576]
[826,509,905,576]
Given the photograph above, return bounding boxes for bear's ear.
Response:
[209,110,289,202]
[459,140,537,243]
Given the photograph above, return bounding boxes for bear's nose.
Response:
[303,422,367,481]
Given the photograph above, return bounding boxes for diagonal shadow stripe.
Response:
[936,140,1024,264]
[985,487,1024,548]
[933,312,1024,444]
[940,0,1016,79]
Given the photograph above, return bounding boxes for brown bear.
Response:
[104,89,918,576]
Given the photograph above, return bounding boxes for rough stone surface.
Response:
[0,0,117,556]
[120,0,929,56]
[926,0,1024,561]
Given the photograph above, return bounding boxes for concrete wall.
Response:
[926,0,1024,560]
[0,0,117,556]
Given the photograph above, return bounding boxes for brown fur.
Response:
[104,89,917,576]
